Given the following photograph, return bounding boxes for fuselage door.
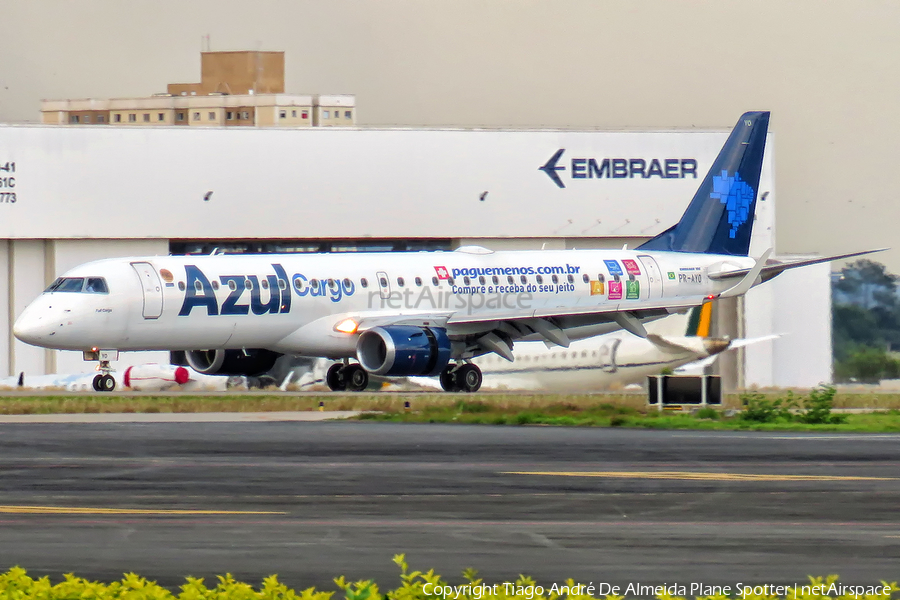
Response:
[131,262,163,319]
[376,271,391,300]
[598,337,621,373]
[637,255,664,299]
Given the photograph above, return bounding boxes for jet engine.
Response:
[357,326,451,376]
[184,348,281,376]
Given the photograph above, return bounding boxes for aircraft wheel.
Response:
[439,366,458,392]
[93,374,115,392]
[344,364,369,392]
[455,364,482,393]
[326,363,346,391]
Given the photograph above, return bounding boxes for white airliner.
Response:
[12,111,878,392]
[462,303,778,391]
[0,364,239,392]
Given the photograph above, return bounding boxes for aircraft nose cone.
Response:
[13,305,53,346]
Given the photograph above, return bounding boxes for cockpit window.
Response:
[44,276,108,294]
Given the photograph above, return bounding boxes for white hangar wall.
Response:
[0,124,824,388]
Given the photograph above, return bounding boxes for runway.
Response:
[0,422,898,589]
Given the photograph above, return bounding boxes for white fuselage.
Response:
[472,334,723,391]
[14,247,754,359]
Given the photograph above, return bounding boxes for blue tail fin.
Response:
[637,111,770,256]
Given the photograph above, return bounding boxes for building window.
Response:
[345,110,351,119]
[226,111,233,120]
[301,110,308,119]
[279,110,286,119]
[241,111,249,120]
[291,110,297,117]
[129,114,136,122]
[158,113,164,122]
[70,115,79,123]
[114,114,121,123]
[83,115,90,123]
[193,112,200,121]
[323,110,330,119]
[143,113,150,122]
[176,112,185,121]
[208,112,215,121]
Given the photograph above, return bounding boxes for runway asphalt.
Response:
[0,421,898,591]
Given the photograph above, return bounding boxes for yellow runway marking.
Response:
[504,471,897,482]
[0,505,285,515]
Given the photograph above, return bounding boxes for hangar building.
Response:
[0,123,829,389]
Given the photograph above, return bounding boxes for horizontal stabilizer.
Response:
[647,334,697,354]
[709,248,887,281]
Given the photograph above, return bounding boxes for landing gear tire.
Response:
[455,364,482,393]
[92,373,115,392]
[326,363,346,391]
[439,366,458,392]
[343,364,369,392]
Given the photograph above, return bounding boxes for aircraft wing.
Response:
[708,248,886,282]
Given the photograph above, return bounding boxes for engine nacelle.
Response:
[184,348,281,376]
[357,326,451,377]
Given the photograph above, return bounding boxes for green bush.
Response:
[797,385,847,424]
[0,560,897,600]
[695,407,720,420]
[739,391,794,423]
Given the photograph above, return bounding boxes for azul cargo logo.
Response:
[540,149,699,189]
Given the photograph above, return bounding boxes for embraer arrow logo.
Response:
[539,148,566,188]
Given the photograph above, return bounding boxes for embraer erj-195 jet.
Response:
[13,112,877,392]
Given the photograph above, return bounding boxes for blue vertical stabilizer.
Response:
[637,111,770,256]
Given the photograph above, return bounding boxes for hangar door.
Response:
[131,262,163,319]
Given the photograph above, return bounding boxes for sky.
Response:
[1,0,898,270]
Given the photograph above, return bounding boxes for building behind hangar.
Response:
[0,122,830,389]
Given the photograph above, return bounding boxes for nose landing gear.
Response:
[83,350,118,392]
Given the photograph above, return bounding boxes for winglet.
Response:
[716,248,772,299]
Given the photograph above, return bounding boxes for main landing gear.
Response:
[92,359,116,392]
[326,362,370,392]
[440,363,482,393]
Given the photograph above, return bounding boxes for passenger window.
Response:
[310,279,319,289]
[178,282,186,291]
[361,278,368,288]
[536,275,543,284]
[568,274,574,284]
[245,279,254,290]
[598,274,606,282]
[448,277,455,285]
[464,276,471,285]
[262,280,269,289]
[293,277,305,291]
[379,277,387,287]
[583,274,589,283]
[520,275,527,284]
[397,277,405,287]
[478,276,485,285]
[551,275,558,284]
[194,281,203,292]
[328,279,337,289]
[492,275,499,285]
[343,278,351,288]
[229,280,238,291]
[415,277,422,287]
[211,280,219,290]
[279,279,287,290]
[432,276,439,286]
[507,276,514,284]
